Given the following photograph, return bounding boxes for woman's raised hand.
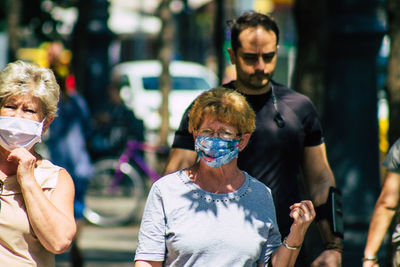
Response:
[287,200,316,244]
[7,147,37,185]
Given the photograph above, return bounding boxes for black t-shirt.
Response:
[383,138,400,173]
[172,80,324,236]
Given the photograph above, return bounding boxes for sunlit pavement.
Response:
[56,223,140,267]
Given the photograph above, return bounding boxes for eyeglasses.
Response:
[196,128,239,139]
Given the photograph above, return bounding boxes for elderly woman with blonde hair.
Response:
[0,60,76,266]
[134,87,315,267]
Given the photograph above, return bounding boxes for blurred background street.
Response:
[55,222,140,267]
[1,0,400,265]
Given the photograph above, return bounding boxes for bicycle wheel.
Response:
[84,158,145,227]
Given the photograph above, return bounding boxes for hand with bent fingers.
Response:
[7,147,37,185]
[289,200,316,236]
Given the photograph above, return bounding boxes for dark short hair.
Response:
[228,11,280,52]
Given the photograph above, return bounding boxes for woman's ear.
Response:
[238,133,251,152]
[42,116,55,134]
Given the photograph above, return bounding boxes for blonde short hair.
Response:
[0,60,60,117]
[188,87,256,135]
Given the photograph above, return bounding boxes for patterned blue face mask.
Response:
[195,136,239,168]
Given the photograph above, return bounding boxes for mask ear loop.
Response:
[40,118,47,135]
[271,85,285,128]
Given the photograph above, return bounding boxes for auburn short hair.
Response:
[188,87,256,135]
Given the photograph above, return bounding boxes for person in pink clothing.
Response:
[0,60,76,266]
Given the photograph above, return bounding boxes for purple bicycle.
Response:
[83,140,168,227]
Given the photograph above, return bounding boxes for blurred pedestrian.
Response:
[45,41,93,267]
[135,87,316,266]
[363,138,400,266]
[89,77,144,160]
[164,11,342,266]
[0,60,76,266]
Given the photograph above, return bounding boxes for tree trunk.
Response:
[71,0,90,95]
[6,0,21,61]
[292,0,328,116]
[387,0,400,146]
[158,0,173,147]
[214,0,225,82]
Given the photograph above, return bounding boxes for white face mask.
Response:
[0,116,44,151]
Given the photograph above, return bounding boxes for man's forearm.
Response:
[302,145,342,265]
[313,186,344,251]
[316,218,343,252]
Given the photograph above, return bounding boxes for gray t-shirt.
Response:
[134,170,281,266]
[382,138,400,243]
[383,138,400,174]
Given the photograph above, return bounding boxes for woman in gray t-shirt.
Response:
[363,138,400,266]
[134,88,315,267]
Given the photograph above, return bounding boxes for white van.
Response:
[112,60,219,132]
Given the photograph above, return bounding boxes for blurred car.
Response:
[112,60,219,132]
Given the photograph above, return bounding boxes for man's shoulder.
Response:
[222,80,236,90]
[272,80,317,111]
[273,81,309,100]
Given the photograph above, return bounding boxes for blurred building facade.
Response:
[0,0,298,105]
